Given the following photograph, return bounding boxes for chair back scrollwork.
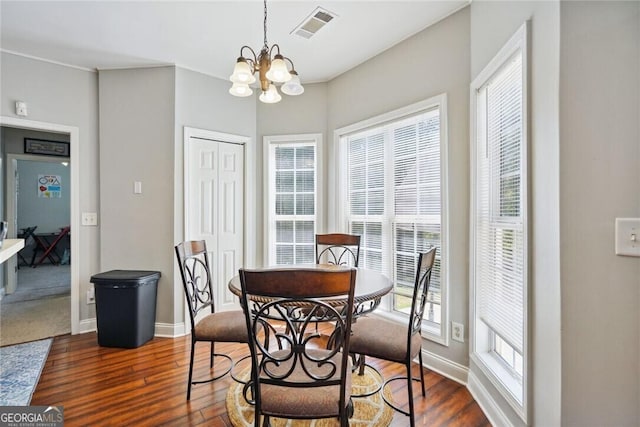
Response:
[239,267,357,426]
[409,247,437,339]
[175,241,215,334]
[315,233,361,267]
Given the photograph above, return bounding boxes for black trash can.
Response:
[90,270,161,348]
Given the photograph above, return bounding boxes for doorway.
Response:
[0,116,80,346]
[7,153,71,287]
[1,130,71,346]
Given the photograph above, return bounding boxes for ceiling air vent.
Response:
[291,6,337,39]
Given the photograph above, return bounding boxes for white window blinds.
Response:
[349,131,385,272]
[475,52,525,354]
[345,108,443,325]
[270,142,316,265]
[392,114,442,318]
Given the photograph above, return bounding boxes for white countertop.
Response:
[0,239,25,264]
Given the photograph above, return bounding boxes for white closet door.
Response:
[186,137,243,314]
[216,142,244,311]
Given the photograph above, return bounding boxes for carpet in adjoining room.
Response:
[0,295,70,347]
[3,265,71,304]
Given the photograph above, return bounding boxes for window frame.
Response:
[264,134,322,266]
[334,94,449,345]
[469,22,529,422]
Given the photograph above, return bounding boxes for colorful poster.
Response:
[38,174,62,198]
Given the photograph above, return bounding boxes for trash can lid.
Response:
[90,270,161,287]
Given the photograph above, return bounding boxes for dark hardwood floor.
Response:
[32,332,491,426]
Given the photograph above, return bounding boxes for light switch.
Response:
[615,218,640,257]
[81,212,98,226]
[134,181,142,194]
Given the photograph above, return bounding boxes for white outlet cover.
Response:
[81,212,98,226]
[615,218,640,257]
[15,101,28,116]
[451,321,464,343]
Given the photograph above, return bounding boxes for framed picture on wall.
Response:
[24,138,70,157]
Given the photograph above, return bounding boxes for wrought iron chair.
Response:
[175,240,250,400]
[239,267,357,427]
[315,233,361,266]
[312,233,361,331]
[348,247,437,427]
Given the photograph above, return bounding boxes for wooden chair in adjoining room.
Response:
[239,266,357,427]
[348,247,437,427]
[17,225,37,267]
[174,240,250,400]
[315,233,361,267]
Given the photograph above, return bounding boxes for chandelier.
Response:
[228,0,304,103]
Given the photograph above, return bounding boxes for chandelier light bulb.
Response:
[229,83,253,97]
[265,54,292,83]
[281,72,304,96]
[230,58,256,84]
[259,83,282,104]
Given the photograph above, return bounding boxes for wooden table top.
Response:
[228,264,392,312]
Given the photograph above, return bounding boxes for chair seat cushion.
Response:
[194,310,249,343]
[259,349,352,419]
[349,316,421,363]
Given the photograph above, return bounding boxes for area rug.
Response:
[0,338,52,405]
[226,365,394,427]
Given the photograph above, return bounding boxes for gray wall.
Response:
[327,6,471,366]
[16,160,70,233]
[470,1,562,425]
[173,66,257,322]
[98,66,176,325]
[560,2,640,425]
[1,52,100,321]
[99,65,258,326]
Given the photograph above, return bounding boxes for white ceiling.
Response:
[0,1,468,83]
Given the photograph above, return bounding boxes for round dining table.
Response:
[227,264,393,316]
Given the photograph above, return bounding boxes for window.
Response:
[470,22,528,420]
[265,134,320,265]
[337,95,448,342]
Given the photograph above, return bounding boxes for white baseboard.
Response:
[421,348,469,385]
[155,322,186,338]
[77,318,186,338]
[78,318,97,333]
[467,370,513,427]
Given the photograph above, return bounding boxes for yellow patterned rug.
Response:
[226,365,393,427]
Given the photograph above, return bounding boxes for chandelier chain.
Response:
[263,0,268,50]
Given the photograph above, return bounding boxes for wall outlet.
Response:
[452,321,464,342]
[15,101,28,116]
[81,212,98,226]
[86,286,95,304]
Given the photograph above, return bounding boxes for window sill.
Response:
[471,351,525,420]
